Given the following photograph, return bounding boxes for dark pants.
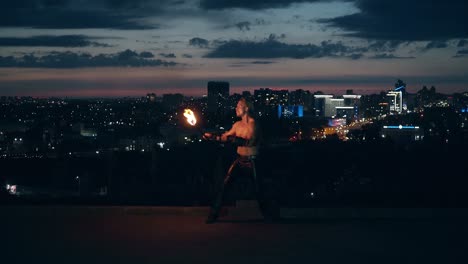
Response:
[210,155,278,219]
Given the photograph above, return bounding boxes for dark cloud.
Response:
[199,0,325,10]
[225,20,272,31]
[369,53,415,59]
[321,0,468,41]
[367,40,405,52]
[204,39,365,59]
[212,39,228,46]
[101,0,158,9]
[182,54,193,58]
[159,53,177,58]
[139,51,155,58]
[229,64,247,68]
[0,50,178,68]
[229,61,277,67]
[189,37,210,48]
[254,18,270,26]
[422,40,449,51]
[348,53,364,60]
[0,35,110,47]
[118,49,139,60]
[235,21,251,31]
[251,61,276,64]
[267,33,287,41]
[457,39,468,47]
[1,0,163,29]
[453,49,468,58]
[171,0,187,5]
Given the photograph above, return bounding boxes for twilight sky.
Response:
[0,0,467,97]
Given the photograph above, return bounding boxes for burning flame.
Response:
[183,109,197,126]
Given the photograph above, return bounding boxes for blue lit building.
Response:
[381,125,424,143]
[277,105,303,118]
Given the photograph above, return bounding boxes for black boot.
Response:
[205,208,220,224]
[260,201,281,223]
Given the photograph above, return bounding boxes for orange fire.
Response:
[183,109,197,126]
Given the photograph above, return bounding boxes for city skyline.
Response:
[1,0,468,97]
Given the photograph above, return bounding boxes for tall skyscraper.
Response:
[387,90,403,113]
[162,93,184,111]
[314,94,361,119]
[313,95,333,117]
[207,81,229,116]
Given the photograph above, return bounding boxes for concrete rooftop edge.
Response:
[2,205,468,219]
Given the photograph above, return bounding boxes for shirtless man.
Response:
[205,97,276,224]
[204,97,260,156]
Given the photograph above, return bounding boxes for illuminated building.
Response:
[254,88,289,117]
[146,93,156,103]
[162,93,184,111]
[277,105,303,118]
[313,95,333,117]
[326,98,344,117]
[343,94,361,120]
[289,89,312,111]
[387,91,403,113]
[314,94,361,119]
[381,125,423,143]
[254,88,288,107]
[207,81,229,114]
[335,106,355,119]
[80,128,97,137]
[386,83,407,114]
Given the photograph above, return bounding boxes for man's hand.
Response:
[203,132,215,140]
[221,134,229,142]
[203,132,223,141]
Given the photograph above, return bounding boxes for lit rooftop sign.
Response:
[342,95,362,99]
[394,85,405,91]
[383,125,420,129]
[336,106,355,109]
[314,95,333,98]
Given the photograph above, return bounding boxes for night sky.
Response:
[1,0,467,97]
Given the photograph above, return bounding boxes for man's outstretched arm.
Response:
[220,123,237,141]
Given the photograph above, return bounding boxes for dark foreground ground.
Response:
[1,206,467,264]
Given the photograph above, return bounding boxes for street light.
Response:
[75,176,81,196]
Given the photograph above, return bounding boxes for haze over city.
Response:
[1,0,467,97]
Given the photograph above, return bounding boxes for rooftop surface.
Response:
[2,206,467,264]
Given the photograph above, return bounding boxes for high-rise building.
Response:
[326,98,344,117]
[253,88,289,117]
[162,93,184,111]
[387,90,403,113]
[313,95,333,117]
[314,94,361,119]
[343,94,362,120]
[241,91,252,99]
[207,81,229,114]
[146,93,157,103]
[290,89,312,110]
[254,88,288,107]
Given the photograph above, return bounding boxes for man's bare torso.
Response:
[231,119,258,156]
